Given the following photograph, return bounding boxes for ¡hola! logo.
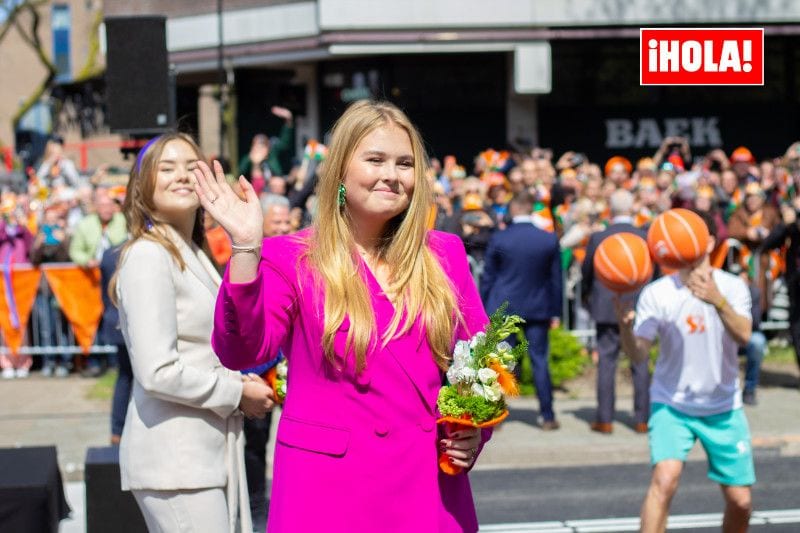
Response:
[640,28,764,86]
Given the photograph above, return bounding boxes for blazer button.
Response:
[374,423,390,437]
[417,419,435,432]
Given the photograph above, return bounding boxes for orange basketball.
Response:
[647,208,710,269]
[593,232,653,293]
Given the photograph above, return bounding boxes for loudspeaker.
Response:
[84,447,146,533]
[104,16,173,133]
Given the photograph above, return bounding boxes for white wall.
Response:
[167,1,319,52]
[319,0,800,30]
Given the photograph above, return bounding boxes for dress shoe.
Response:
[540,420,561,431]
[590,421,613,434]
[742,390,757,406]
[634,423,649,434]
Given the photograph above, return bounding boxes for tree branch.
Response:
[10,0,56,129]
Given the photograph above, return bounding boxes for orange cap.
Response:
[731,146,755,164]
[605,156,632,177]
[462,193,484,211]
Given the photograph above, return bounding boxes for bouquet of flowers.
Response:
[437,304,527,475]
[264,358,288,404]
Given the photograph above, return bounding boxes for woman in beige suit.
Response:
[111,133,274,532]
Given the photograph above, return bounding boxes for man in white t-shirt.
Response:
[617,211,754,533]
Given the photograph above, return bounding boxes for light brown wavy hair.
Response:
[307,100,461,372]
[109,133,206,304]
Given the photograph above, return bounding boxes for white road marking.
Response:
[479,509,800,532]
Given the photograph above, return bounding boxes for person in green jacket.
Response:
[68,188,128,377]
[238,106,295,195]
[69,189,128,268]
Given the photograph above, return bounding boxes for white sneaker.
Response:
[55,365,70,378]
[1,367,15,379]
[15,368,29,378]
[41,365,54,377]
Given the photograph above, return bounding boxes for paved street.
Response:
[0,365,796,531]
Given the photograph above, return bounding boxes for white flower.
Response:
[505,359,517,372]
[469,332,486,349]
[279,382,287,396]
[453,340,472,365]
[460,366,477,382]
[447,364,476,385]
[497,341,512,353]
[471,382,485,398]
[276,360,288,379]
[446,364,462,385]
[477,367,498,384]
[483,382,503,402]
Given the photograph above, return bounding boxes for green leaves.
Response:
[437,386,506,423]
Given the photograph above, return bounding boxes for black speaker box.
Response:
[104,16,173,133]
[84,446,146,533]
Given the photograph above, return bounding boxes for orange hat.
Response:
[636,157,657,173]
[0,194,17,214]
[560,168,577,180]
[462,193,484,211]
[696,185,715,199]
[638,177,657,191]
[108,185,127,202]
[731,146,755,164]
[485,172,508,189]
[667,153,685,172]
[604,156,632,177]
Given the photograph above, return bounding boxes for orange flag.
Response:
[44,266,103,354]
[0,267,42,354]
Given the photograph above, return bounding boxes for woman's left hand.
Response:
[440,427,481,470]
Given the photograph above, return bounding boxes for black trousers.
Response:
[595,324,650,425]
[788,274,800,371]
[243,411,273,533]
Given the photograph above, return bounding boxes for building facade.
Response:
[10,0,800,172]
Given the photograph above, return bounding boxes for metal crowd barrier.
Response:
[0,264,117,357]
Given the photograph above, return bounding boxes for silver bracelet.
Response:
[230,242,262,257]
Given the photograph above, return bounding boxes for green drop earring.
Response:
[338,183,346,207]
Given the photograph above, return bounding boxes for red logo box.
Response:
[640,28,764,86]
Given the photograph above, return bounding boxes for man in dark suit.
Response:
[481,192,563,430]
[582,189,651,434]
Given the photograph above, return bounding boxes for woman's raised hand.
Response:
[192,160,263,245]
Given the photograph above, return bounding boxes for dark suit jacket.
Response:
[480,221,562,321]
[99,244,125,345]
[582,222,651,325]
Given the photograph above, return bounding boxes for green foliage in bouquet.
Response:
[437,386,506,422]
[437,303,527,424]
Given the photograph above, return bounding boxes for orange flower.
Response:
[490,360,519,397]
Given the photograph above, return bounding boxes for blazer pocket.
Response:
[278,416,350,457]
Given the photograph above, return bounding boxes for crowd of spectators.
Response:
[3,122,800,393]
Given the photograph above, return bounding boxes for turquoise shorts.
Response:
[648,402,756,486]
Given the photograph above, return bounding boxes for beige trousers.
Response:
[132,487,230,533]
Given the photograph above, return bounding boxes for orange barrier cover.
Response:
[44,266,102,354]
[0,268,42,354]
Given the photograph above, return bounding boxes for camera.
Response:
[462,212,483,225]
[569,153,587,168]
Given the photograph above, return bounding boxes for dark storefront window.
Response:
[319,54,507,166]
[540,36,800,163]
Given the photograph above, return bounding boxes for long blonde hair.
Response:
[308,100,460,372]
[109,133,207,304]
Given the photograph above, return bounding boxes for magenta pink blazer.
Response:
[213,229,489,532]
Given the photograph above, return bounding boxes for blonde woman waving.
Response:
[195,101,491,532]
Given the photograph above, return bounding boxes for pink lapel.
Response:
[361,260,439,414]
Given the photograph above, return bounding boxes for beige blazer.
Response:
[116,227,250,532]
